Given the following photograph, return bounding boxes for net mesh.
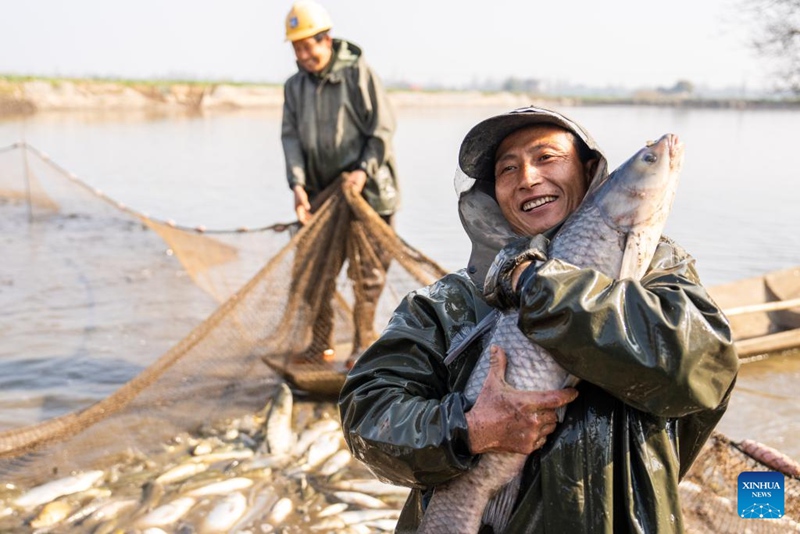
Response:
[0,143,797,531]
[681,434,800,532]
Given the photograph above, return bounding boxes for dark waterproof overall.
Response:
[281,39,399,354]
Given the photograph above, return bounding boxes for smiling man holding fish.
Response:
[339,106,740,533]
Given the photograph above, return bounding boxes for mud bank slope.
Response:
[1,78,792,116]
[0,78,554,115]
[0,80,279,114]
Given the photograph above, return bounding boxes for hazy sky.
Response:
[1,0,766,90]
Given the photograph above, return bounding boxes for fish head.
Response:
[640,133,684,185]
[590,133,684,279]
[596,133,683,231]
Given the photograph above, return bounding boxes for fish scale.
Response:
[419,133,684,534]
[464,312,569,403]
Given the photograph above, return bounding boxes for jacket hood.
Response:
[455,106,609,288]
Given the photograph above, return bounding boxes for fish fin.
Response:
[561,374,580,389]
[619,232,641,280]
[620,230,660,280]
[481,471,522,532]
[556,374,579,422]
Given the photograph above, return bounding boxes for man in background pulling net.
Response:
[280,0,400,366]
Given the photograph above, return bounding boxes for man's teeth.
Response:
[522,196,556,211]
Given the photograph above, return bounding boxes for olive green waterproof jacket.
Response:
[281,39,399,215]
[339,242,739,532]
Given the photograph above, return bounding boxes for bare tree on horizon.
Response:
[744,0,800,94]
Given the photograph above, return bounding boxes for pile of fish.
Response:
[0,383,409,533]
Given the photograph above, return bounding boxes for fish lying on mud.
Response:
[12,470,105,509]
[0,382,410,533]
[418,134,685,534]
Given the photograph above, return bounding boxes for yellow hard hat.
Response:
[285,1,333,42]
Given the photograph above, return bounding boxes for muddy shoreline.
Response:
[1,78,797,117]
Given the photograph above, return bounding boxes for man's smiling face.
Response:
[494,125,592,236]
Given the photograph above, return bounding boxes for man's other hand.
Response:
[293,185,312,225]
[343,170,368,194]
[483,235,548,309]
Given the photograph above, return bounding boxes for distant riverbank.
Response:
[1,77,797,116]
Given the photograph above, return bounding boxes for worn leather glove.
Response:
[484,235,549,309]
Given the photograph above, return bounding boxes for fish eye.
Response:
[643,152,658,164]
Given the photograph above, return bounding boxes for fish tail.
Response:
[481,471,522,532]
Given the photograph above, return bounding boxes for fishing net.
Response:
[0,142,797,531]
[0,142,443,476]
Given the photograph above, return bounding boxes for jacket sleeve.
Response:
[338,276,478,489]
[351,59,395,177]
[281,80,307,190]
[515,237,739,418]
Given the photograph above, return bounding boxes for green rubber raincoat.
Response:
[338,108,739,533]
[281,38,399,215]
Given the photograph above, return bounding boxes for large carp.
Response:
[419,133,684,533]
